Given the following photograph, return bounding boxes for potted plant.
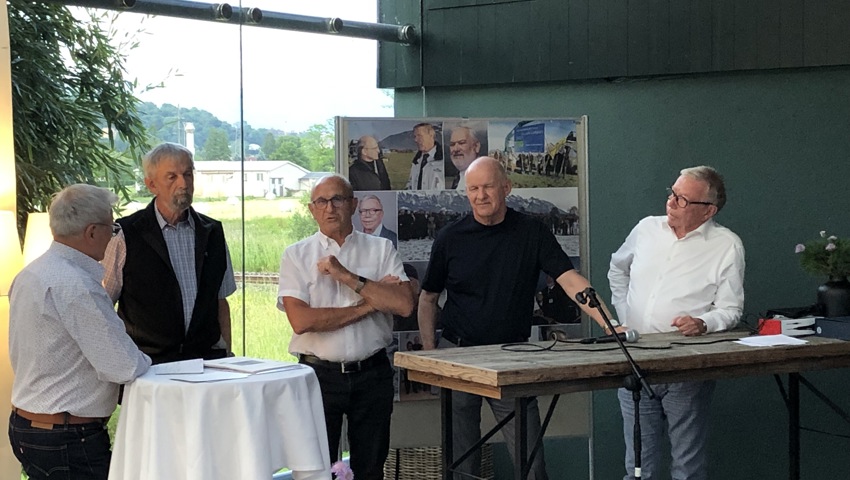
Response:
[795,231,850,317]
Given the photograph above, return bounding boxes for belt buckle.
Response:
[340,360,360,374]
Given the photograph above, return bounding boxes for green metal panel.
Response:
[377,1,420,88]
[382,0,850,88]
[779,0,805,67]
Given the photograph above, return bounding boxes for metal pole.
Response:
[46,0,418,44]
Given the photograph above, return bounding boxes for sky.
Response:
[106,0,393,133]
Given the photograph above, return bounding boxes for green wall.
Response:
[394,66,850,478]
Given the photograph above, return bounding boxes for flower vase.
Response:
[817,276,850,318]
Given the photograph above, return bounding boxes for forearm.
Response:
[417,291,441,349]
[557,270,616,330]
[282,296,376,335]
[358,278,415,317]
[218,298,232,351]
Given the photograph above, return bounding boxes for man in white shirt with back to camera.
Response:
[608,165,745,480]
[8,184,151,480]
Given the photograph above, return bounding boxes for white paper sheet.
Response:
[169,371,250,383]
[151,359,205,375]
[734,334,809,347]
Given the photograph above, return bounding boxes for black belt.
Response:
[440,330,477,347]
[299,349,386,373]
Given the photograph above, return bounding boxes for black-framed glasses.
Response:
[359,208,383,216]
[666,188,714,208]
[310,195,352,209]
[94,222,122,237]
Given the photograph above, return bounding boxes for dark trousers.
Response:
[8,411,111,480]
[303,355,394,480]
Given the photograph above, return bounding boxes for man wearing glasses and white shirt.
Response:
[608,165,745,480]
[9,184,150,480]
[279,175,413,480]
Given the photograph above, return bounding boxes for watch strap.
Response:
[354,276,367,294]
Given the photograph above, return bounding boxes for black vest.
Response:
[116,200,227,364]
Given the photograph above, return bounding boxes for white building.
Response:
[193,161,312,198]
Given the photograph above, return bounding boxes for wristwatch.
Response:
[604,319,620,333]
[354,276,367,294]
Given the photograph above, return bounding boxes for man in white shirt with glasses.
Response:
[608,165,745,480]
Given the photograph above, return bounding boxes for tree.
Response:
[261,132,278,159]
[10,2,150,227]
[272,135,309,168]
[199,128,231,161]
[302,120,335,172]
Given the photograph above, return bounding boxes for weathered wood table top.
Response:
[394,332,850,399]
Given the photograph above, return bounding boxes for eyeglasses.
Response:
[93,222,122,237]
[310,195,352,209]
[666,188,714,208]
[359,208,383,216]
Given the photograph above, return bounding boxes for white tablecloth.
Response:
[108,365,330,480]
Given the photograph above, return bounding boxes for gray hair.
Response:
[413,123,436,136]
[49,184,118,237]
[452,122,484,144]
[680,165,726,212]
[142,142,193,180]
[359,194,383,207]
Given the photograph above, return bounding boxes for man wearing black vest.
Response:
[103,142,237,364]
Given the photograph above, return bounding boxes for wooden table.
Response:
[394,331,850,479]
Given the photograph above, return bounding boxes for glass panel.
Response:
[238,0,392,360]
[109,0,392,361]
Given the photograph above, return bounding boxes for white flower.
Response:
[795,244,806,253]
[820,230,827,238]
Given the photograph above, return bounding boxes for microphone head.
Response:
[624,329,640,343]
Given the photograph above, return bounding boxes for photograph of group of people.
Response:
[339,117,587,402]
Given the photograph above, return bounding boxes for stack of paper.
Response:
[203,356,303,375]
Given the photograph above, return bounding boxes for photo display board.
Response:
[336,117,588,401]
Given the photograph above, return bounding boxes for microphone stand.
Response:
[576,287,656,479]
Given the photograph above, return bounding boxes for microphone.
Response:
[580,329,640,344]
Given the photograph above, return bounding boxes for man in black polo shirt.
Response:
[418,157,613,480]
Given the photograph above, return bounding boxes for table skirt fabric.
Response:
[108,367,331,480]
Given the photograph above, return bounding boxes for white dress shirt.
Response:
[608,216,745,334]
[10,242,151,417]
[277,230,407,362]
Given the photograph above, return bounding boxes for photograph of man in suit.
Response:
[406,123,445,190]
[357,194,398,249]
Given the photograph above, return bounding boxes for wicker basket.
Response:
[383,444,494,480]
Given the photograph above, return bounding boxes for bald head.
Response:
[465,157,512,226]
[358,136,380,162]
[467,157,509,185]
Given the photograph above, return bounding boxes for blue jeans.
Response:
[439,337,548,480]
[618,380,716,480]
[8,411,111,480]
